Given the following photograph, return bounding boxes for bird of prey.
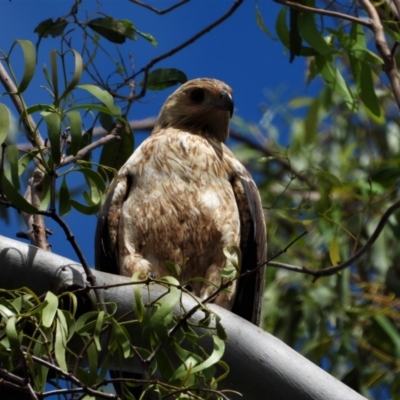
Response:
[95,78,266,325]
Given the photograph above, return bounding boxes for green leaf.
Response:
[330,27,383,66]
[374,315,400,358]
[134,28,157,46]
[12,40,36,93]
[59,177,71,216]
[0,104,11,146]
[88,17,136,44]
[99,112,114,133]
[111,318,131,358]
[94,311,105,351]
[50,49,59,101]
[76,85,120,115]
[59,49,83,102]
[143,276,181,337]
[34,18,68,38]
[329,236,341,265]
[42,291,58,328]
[132,272,146,323]
[39,173,50,211]
[173,336,225,379]
[86,342,99,385]
[315,55,355,111]
[66,111,82,156]
[289,9,302,63]
[298,12,334,56]
[6,316,19,358]
[0,174,38,213]
[67,103,121,118]
[43,112,61,165]
[255,2,275,40]
[139,68,187,91]
[70,199,100,215]
[216,319,228,341]
[345,25,382,118]
[275,7,316,59]
[98,123,133,181]
[55,310,68,373]
[303,97,320,144]
[75,167,105,207]
[5,145,19,190]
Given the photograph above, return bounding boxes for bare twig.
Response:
[59,132,120,168]
[269,197,400,281]
[0,61,44,147]
[130,0,190,14]
[21,168,50,251]
[121,0,244,99]
[274,0,372,27]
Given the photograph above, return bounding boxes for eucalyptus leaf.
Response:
[138,68,187,90]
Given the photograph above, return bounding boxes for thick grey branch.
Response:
[0,235,367,400]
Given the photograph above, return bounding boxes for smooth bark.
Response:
[0,235,366,400]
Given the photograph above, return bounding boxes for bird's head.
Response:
[153,78,234,142]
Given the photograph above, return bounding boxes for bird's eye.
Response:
[190,88,205,103]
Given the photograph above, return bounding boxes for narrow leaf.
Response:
[42,291,58,328]
[138,68,187,91]
[0,174,38,213]
[298,12,334,56]
[88,17,136,44]
[34,18,68,38]
[66,111,82,156]
[329,236,341,265]
[55,310,68,372]
[13,40,36,93]
[255,2,275,40]
[59,49,83,101]
[0,104,11,146]
[315,55,355,111]
[43,112,61,164]
[5,145,19,190]
[76,85,120,115]
[50,49,59,101]
[59,177,71,216]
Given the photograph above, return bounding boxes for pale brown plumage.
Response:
[95,78,266,325]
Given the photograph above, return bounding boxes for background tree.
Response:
[0,0,399,399]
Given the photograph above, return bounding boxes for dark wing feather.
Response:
[94,185,119,275]
[230,174,266,326]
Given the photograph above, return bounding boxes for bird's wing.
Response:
[230,169,267,326]
[95,173,130,275]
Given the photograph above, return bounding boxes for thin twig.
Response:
[274,0,372,27]
[59,132,120,168]
[0,61,45,147]
[130,0,190,14]
[120,0,244,99]
[269,197,400,281]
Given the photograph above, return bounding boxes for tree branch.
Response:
[358,0,400,111]
[273,0,372,27]
[59,132,120,168]
[129,0,190,14]
[268,197,400,281]
[0,235,368,400]
[122,0,244,99]
[0,61,44,148]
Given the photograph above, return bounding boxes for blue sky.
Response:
[1,0,318,265]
